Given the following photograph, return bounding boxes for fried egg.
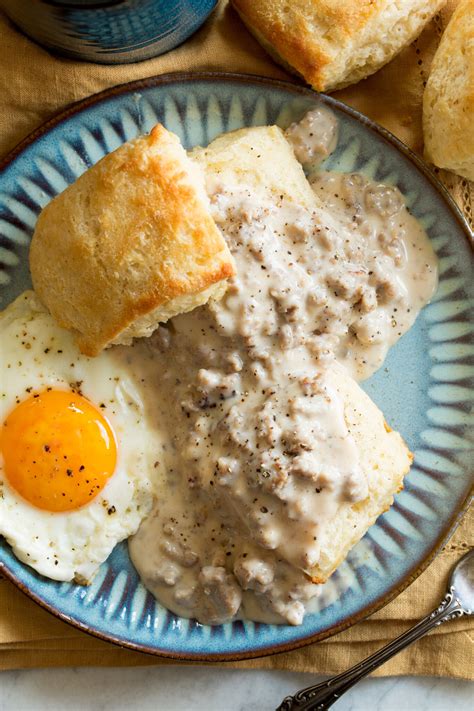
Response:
[0,291,160,583]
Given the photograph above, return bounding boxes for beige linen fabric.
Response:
[0,0,472,678]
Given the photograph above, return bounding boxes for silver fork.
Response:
[277,548,474,710]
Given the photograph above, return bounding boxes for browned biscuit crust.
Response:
[30,124,235,356]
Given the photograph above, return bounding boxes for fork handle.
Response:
[276,587,465,711]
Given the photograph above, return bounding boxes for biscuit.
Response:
[194,125,412,583]
[232,0,446,92]
[423,0,474,181]
[30,124,235,356]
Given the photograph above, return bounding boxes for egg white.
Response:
[0,291,161,583]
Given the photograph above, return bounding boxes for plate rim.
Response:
[0,71,472,663]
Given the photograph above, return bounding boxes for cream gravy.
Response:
[285,106,338,166]
[129,109,438,626]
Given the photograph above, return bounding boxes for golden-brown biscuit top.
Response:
[30,124,235,356]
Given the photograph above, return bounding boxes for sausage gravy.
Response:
[129,109,438,626]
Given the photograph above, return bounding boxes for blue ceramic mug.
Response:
[0,0,218,63]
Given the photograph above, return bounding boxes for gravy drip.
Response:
[285,105,338,166]
[129,109,438,626]
[307,170,438,378]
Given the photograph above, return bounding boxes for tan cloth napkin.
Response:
[0,0,472,678]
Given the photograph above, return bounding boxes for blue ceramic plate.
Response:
[0,73,472,661]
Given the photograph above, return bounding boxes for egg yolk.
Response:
[0,390,117,513]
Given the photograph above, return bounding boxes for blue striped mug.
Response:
[0,0,218,63]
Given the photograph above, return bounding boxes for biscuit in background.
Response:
[231,0,446,92]
[30,124,235,357]
[423,0,474,181]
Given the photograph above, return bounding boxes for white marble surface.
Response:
[0,668,472,710]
